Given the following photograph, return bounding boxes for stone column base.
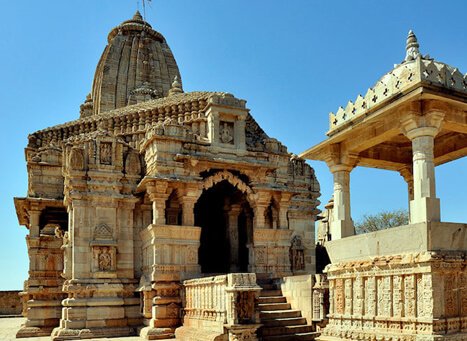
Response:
[175,326,227,341]
[139,326,175,340]
[227,324,261,341]
[16,325,55,338]
[16,296,64,338]
[51,326,134,340]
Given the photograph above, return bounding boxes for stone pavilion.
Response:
[14,12,321,340]
[301,31,467,340]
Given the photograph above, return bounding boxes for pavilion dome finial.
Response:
[405,30,421,62]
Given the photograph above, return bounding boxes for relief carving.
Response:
[69,147,85,170]
[125,151,141,175]
[61,232,72,279]
[335,278,344,315]
[445,274,457,317]
[98,247,112,271]
[289,235,305,271]
[235,291,255,323]
[404,275,416,317]
[220,121,234,144]
[344,278,352,315]
[100,142,112,165]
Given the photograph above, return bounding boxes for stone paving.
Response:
[0,318,175,341]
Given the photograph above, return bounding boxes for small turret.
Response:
[404,30,421,62]
[168,76,184,96]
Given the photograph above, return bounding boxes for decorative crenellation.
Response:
[328,45,467,134]
[322,251,467,340]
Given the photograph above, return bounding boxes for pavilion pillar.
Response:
[399,165,414,218]
[401,110,444,223]
[406,127,440,223]
[329,164,354,239]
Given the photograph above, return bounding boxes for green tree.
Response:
[354,209,409,234]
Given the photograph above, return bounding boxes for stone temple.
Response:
[13,11,467,341]
[14,12,321,340]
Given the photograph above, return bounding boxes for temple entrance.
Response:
[195,180,253,274]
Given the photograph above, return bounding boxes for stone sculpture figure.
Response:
[221,122,234,144]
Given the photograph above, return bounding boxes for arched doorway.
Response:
[195,180,253,274]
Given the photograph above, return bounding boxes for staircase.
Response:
[257,281,318,341]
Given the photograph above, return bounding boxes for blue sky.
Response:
[0,1,466,290]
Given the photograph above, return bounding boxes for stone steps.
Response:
[258,296,287,304]
[258,302,292,311]
[262,317,307,327]
[258,280,317,341]
[260,309,302,319]
[261,331,320,341]
[261,324,314,336]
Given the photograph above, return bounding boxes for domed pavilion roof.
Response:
[83,11,182,117]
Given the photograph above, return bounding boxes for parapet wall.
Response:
[325,222,467,263]
[0,291,21,315]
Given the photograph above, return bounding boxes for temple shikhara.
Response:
[13,10,466,341]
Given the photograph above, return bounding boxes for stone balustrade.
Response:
[176,273,262,341]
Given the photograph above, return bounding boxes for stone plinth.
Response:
[318,222,467,341]
[0,291,21,315]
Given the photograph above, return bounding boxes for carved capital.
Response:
[400,107,445,139]
[325,144,358,171]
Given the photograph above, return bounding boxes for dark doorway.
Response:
[195,180,253,274]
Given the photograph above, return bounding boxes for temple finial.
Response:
[405,30,421,62]
[133,10,143,21]
[168,76,183,96]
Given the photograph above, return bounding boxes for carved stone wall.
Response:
[320,252,467,341]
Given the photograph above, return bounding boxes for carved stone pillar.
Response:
[29,208,41,237]
[228,204,242,272]
[253,205,267,229]
[329,164,354,239]
[180,184,201,226]
[409,129,440,223]
[278,194,291,229]
[140,282,181,340]
[399,165,414,217]
[401,110,444,223]
[147,181,169,225]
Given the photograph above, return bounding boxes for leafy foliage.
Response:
[354,209,409,234]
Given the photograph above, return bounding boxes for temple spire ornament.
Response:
[405,29,421,62]
[168,76,183,96]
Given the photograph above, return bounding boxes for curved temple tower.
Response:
[14,12,320,340]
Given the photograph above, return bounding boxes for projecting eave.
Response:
[300,87,467,172]
[14,197,64,228]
